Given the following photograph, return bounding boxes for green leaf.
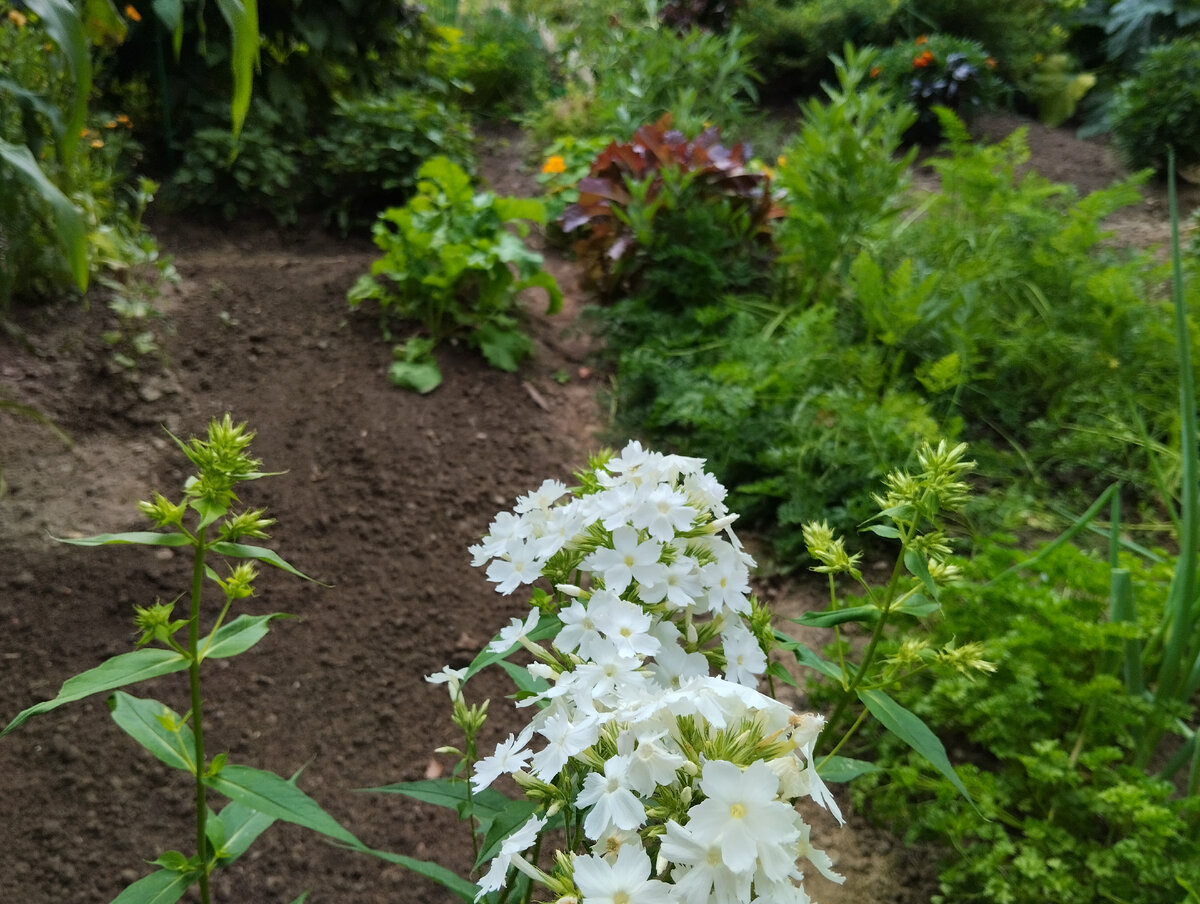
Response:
[795,604,880,628]
[365,777,468,811]
[82,0,128,44]
[151,0,184,57]
[817,755,878,782]
[513,270,564,315]
[214,797,276,863]
[772,630,844,682]
[212,0,259,137]
[108,692,196,773]
[108,869,192,904]
[893,593,940,619]
[903,549,940,603]
[58,531,192,548]
[0,139,88,291]
[475,322,533,372]
[863,523,901,539]
[288,894,310,904]
[24,0,90,169]
[201,613,292,660]
[149,851,191,872]
[492,197,547,226]
[348,846,477,902]
[2,648,188,737]
[207,541,316,581]
[389,338,443,393]
[858,687,976,808]
[476,797,540,869]
[204,764,360,846]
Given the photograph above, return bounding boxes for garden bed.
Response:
[0,116,1191,903]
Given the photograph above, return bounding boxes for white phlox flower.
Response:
[660,819,750,904]
[721,622,768,688]
[584,526,665,595]
[617,728,687,796]
[475,813,547,899]
[588,592,661,660]
[487,607,542,653]
[424,665,468,700]
[485,538,543,594]
[576,754,646,839]
[572,844,674,904]
[471,728,534,792]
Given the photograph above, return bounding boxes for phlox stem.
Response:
[188,528,212,904]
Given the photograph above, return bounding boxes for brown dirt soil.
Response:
[0,118,1193,904]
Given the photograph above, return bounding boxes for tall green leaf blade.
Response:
[365,777,469,810]
[0,139,88,291]
[201,613,291,660]
[2,648,187,737]
[215,797,278,862]
[24,0,90,170]
[109,692,197,773]
[108,868,191,904]
[150,0,184,57]
[212,0,259,137]
[858,688,975,808]
[772,629,844,682]
[204,764,360,846]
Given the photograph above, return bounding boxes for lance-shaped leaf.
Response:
[24,0,89,172]
[2,648,187,737]
[58,531,191,548]
[794,604,880,628]
[201,613,292,660]
[109,692,197,773]
[817,755,878,783]
[773,629,844,683]
[108,869,192,904]
[858,687,976,808]
[212,0,259,138]
[347,846,477,903]
[204,764,360,846]
[0,139,87,291]
[208,541,318,582]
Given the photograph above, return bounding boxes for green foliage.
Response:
[1109,37,1200,175]
[734,0,899,95]
[869,34,1003,142]
[850,542,1200,904]
[561,115,780,305]
[534,135,614,224]
[527,21,761,143]
[773,44,916,306]
[0,0,163,308]
[315,90,476,233]
[658,0,745,33]
[449,9,552,119]
[594,300,945,550]
[348,156,562,389]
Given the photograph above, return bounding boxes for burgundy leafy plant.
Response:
[560,114,782,303]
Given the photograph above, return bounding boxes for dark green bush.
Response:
[1109,37,1200,175]
[451,9,552,119]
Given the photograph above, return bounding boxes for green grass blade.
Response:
[1,648,188,737]
[59,531,191,548]
[1109,569,1144,697]
[23,0,90,175]
[212,0,258,137]
[1154,148,1198,708]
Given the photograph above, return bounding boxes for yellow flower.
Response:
[116,113,132,127]
[125,4,141,22]
[541,155,567,175]
[7,8,28,26]
[776,155,787,167]
[105,119,118,129]
[90,138,104,149]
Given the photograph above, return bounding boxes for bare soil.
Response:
[0,117,1193,904]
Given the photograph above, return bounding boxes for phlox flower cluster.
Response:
[449,443,845,904]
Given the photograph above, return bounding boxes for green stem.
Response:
[189,527,212,904]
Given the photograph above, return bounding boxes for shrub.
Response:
[868,34,1003,143]
[773,44,916,306]
[561,115,780,305]
[733,0,898,96]
[315,90,475,234]
[450,9,552,119]
[1109,37,1200,176]
[348,156,562,391]
[527,22,761,143]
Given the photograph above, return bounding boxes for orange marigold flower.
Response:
[80,127,92,138]
[869,65,881,78]
[986,57,997,68]
[7,8,28,26]
[915,35,928,45]
[105,119,118,129]
[116,113,132,126]
[541,154,567,175]
[125,4,141,22]
[90,139,104,149]
[913,50,935,68]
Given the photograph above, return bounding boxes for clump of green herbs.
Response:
[348,155,562,393]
